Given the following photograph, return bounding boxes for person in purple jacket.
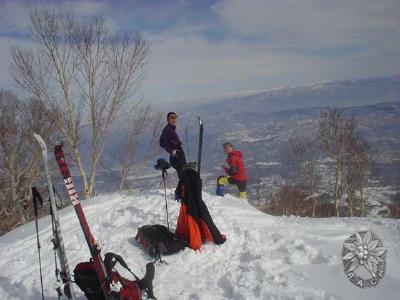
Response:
[159,112,187,178]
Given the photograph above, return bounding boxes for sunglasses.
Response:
[168,116,177,119]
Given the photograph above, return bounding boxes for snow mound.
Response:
[0,190,400,300]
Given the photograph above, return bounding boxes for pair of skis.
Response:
[185,117,204,175]
[34,134,75,300]
[35,134,109,299]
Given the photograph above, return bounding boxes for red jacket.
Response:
[224,150,248,182]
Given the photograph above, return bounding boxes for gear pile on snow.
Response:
[54,141,156,300]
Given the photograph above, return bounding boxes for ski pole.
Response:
[162,170,170,230]
[32,187,45,300]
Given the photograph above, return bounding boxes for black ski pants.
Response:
[170,148,187,179]
[228,177,247,192]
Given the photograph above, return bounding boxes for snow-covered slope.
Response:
[1,190,399,300]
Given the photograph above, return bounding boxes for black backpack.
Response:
[73,252,156,300]
[135,225,187,258]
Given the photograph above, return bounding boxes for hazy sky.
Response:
[0,0,399,104]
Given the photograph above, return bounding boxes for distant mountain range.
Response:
[196,75,400,114]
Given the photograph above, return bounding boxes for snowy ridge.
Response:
[0,190,399,299]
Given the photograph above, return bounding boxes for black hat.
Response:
[223,142,233,148]
[167,112,177,118]
[154,158,171,171]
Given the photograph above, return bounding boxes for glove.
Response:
[110,281,122,293]
[221,163,229,170]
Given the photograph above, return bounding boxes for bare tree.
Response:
[395,149,400,218]
[343,136,372,216]
[117,105,163,191]
[263,183,312,217]
[319,109,351,216]
[289,138,320,217]
[11,8,149,198]
[319,108,373,217]
[0,89,53,233]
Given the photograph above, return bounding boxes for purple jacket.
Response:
[160,124,182,154]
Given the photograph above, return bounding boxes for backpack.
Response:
[135,225,187,258]
[74,252,156,300]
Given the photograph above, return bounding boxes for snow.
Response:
[1,189,400,300]
[256,161,282,167]
[224,130,280,144]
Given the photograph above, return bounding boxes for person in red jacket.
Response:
[218,142,248,200]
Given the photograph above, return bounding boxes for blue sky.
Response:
[0,0,399,104]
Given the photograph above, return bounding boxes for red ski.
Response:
[54,143,110,298]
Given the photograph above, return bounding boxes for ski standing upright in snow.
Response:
[33,133,76,300]
[53,142,110,299]
[197,117,204,176]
